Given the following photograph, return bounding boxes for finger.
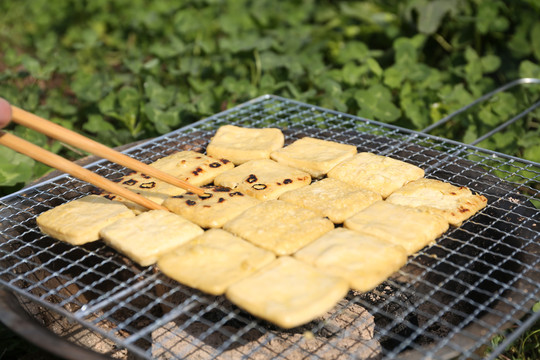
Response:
[0,98,12,129]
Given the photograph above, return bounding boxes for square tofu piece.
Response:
[100,210,203,266]
[214,159,311,201]
[386,178,488,226]
[206,125,285,165]
[36,195,135,245]
[102,172,187,213]
[344,201,449,255]
[295,228,407,292]
[163,186,261,228]
[149,150,234,186]
[270,137,357,178]
[279,178,382,223]
[223,200,334,255]
[327,152,424,198]
[101,151,233,213]
[157,229,276,295]
[226,256,349,329]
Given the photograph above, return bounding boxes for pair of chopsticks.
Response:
[0,106,206,211]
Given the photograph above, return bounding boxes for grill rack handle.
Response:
[421,78,540,145]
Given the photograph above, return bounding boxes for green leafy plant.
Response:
[0,0,538,195]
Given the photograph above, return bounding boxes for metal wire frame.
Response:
[0,87,538,359]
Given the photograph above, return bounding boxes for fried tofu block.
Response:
[225,256,349,329]
[385,178,488,226]
[279,178,382,223]
[344,201,449,254]
[100,210,203,266]
[223,200,334,255]
[36,195,135,245]
[149,150,234,186]
[158,229,276,295]
[270,137,357,178]
[206,125,285,165]
[163,186,261,228]
[214,159,311,201]
[102,172,187,213]
[294,228,408,292]
[100,151,234,212]
[327,152,424,198]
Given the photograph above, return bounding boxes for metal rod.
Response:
[422,77,540,134]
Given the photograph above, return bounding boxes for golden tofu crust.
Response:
[295,228,408,291]
[158,229,275,295]
[207,125,284,165]
[327,152,424,198]
[163,186,261,228]
[225,256,349,328]
[344,201,449,254]
[36,195,135,245]
[214,159,311,201]
[386,178,488,226]
[99,151,233,213]
[270,137,357,178]
[279,178,381,223]
[223,200,334,255]
[100,210,203,266]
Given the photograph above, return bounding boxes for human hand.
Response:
[0,98,12,129]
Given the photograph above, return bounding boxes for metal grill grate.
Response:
[1,94,539,359]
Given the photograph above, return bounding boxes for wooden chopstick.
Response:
[0,130,168,211]
[10,106,206,196]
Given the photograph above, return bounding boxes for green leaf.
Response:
[144,78,175,109]
[72,73,107,103]
[366,58,383,77]
[464,47,482,84]
[519,60,540,79]
[409,0,457,34]
[342,62,369,86]
[145,106,180,134]
[117,86,140,110]
[83,114,115,133]
[0,147,35,186]
[480,55,501,74]
[334,41,371,64]
[355,84,401,122]
[531,22,540,61]
[383,65,407,88]
[45,96,78,116]
[523,144,540,162]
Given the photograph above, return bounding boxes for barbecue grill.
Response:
[0,79,539,359]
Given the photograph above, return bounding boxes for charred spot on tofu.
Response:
[213,186,231,192]
[140,181,156,189]
[252,184,267,190]
[218,197,226,203]
[172,195,184,199]
[220,158,231,164]
[186,200,197,206]
[123,179,137,186]
[246,174,258,183]
[209,162,222,168]
[192,167,204,176]
[283,179,292,184]
[199,193,213,200]
[140,174,151,179]
[104,194,116,201]
[229,191,244,197]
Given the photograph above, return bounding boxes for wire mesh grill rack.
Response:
[0,94,539,360]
